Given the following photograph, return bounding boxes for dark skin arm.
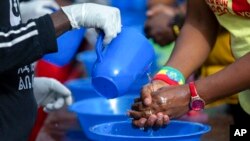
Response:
[129,51,250,127]
[50,10,71,37]
[167,0,219,78]
[50,0,73,37]
[141,0,219,108]
[197,52,250,104]
[129,0,220,127]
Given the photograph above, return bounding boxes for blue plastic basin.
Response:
[77,50,96,76]
[89,120,211,141]
[68,95,137,139]
[65,78,100,102]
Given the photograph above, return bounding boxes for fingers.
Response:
[44,98,64,112]
[155,113,164,127]
[103,7,121,45]
[132,113,170,128]
[141,84,153,106]
[145,114,158,127]
[131,102,141,111]
[65,95,73,105]
[103,32,116,45]
[132,118,147,128]
[128,110,144,120]
[49,78,72,97]
[115,8,122,34]
[163,114,170,125]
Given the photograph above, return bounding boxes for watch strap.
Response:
[189,81,198,97]
[189,82,205,111]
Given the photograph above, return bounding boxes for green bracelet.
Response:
[155,66,185,85]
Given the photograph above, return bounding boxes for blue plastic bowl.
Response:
[43,28,85,66]
[89,120,211,141]
[65,78,100,102]
[68,95,137,139]
[76,50,96,76]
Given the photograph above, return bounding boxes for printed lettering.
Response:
[234,129,247,136]
[25,75,32,89]
[206,0,229,16]
[17,64,34,91]
[237,11,250,17]
[18,77,26,90]
[18,65,30,74]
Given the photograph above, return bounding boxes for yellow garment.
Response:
[200,30,238,108]
[239,90,250,115]
[205,0,250,114]
[206,0,250,59]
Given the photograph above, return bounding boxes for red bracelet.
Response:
[153,74,179,86]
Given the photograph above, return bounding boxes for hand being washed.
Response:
[128,84,191,128]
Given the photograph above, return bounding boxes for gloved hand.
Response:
[20,0,60,23]
[62,3,121,45]
[33,77,73,112]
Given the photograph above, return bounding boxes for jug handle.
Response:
[95,31,105,62]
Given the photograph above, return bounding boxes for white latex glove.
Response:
[20,0,60,23]
[33,77,73,112]
[62,3,122,45]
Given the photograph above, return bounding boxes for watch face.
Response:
[191,99,205,111]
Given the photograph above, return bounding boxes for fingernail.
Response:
[163,115,169,120]
[145,98,150,105]
[140,119,147,124]
[157,115,163,120]
[146,11,152,16]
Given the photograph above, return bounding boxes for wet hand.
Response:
[128,85,191,128]
[140,80,169,106]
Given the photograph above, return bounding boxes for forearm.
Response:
[50,10,71,37]
[166,23,215,78]
[165,0,219,78]
[197,52,250,104]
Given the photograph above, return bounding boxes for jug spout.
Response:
[95,31,105,62]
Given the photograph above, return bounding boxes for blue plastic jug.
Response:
[91,27,155,99]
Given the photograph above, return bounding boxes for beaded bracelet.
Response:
[153,66,185,85]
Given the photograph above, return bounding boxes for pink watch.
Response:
[189,82,205,111]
